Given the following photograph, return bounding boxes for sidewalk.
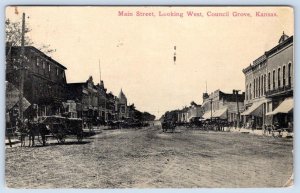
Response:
[229,127,293,138]
[5,138,20,145]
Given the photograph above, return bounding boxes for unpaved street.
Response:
[6,126,293,188]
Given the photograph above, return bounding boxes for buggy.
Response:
[39,116,84,143]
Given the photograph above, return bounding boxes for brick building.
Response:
[177,103,202,123]
[177,107,189,123]
[201,90,245,124]
[106,92,117,121]
[6,46,67,119]
[67,76,101,124]
[95,80,109,122]
[242,33,293,129]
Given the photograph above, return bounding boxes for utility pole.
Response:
[99,59,101,83]
[233,89,241,128]
[210,98,213,123]
[19,12,26,123]
[98,59,101,129]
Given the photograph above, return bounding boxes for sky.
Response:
[6,6,294,118]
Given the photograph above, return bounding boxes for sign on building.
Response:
[6,81,31,111]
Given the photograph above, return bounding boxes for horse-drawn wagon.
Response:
[39,116,84,144]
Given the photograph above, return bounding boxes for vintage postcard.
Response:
[5,6,294,188]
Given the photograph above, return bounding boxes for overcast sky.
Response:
[6,6,293,118]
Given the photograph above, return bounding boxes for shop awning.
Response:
[202,108,228,120]
[266,97,293,116]
[202,111,212,120]
[212,108,228,119]
[241,100,265,117]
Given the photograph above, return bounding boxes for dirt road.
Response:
[5,126,293,188]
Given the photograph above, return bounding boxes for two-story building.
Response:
[176,102,203,123]
[106,92,117,121]
[242,32,293,129]
[201,90,245,124]
[67,76,100,123]
[95,80,108,122]
[6,46,67,119]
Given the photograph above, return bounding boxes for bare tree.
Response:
[5,18,56,56]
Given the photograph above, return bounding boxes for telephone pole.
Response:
[209,98,213,123]
[19,12,26,123]
[233,89,241,128]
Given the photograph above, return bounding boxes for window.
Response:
[278,68,281,87]
[268,72,271,90]
[62,71,65,78]
[256,78,259,97]
[273,70,275,89]
[253,80,256,98]
[261,75,264,96]
[48,63,51,72]
[246,85,248,100]
[36,57,40,66]
[56,68,59,76]
[249,83,252,99]
[42,61,45,69]
[288,63,292,86]
[283,66,286,86]
[258,76,261,97]
[264,74,266,95]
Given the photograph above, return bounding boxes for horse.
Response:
[27,121,48,147]
[16,119,27,147]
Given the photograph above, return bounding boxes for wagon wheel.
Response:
[77,132,83,142]
[56,124,67,144]
[57,133,66,143]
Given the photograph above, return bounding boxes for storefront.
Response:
[266,97,293,128]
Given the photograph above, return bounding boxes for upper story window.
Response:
[261,75,264,96]
[268,72,271,90]
[253,80,256,98]
[256,78,259,98]
[36,57,40,66]
[56,67,59,76]
[263,74,266,95]
[245,85,248,100]
[258,77,260,97]
[278,68,281,87]
[273,70,275,89]
[249,83,252,99]
[283,66,286,86]
[48,63,51,72]
[288,63,292,86]
[42,60,45,69]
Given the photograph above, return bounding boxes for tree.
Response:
[5,18,56,57]
[5,18,32,47]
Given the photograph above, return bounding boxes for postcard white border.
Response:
[0,1,298,193]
